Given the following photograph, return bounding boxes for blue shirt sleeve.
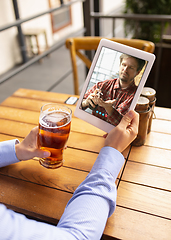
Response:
[0,144,124,240]
[0,139,20,168]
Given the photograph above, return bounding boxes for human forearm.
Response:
[103,103,113,115]
[57,147,124,239]
[100,100,116,115]
[0,204,74,240]
[0,111,138,240]
[65,147,124,215]
[0,147,124,240]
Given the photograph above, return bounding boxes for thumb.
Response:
[34,149,51,158]
[120,110,139,139]
[111,99,116,104]
[119,110,136,129]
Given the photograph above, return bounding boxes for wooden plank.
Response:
[0,120,101,152]
[0,118,104,151]
[0,106,105,136]
[68,131,104,152]
[1,175,171,240]
[1,96,76,115]
[2,101,171,136]
[155,106,171,121]
[2,203,58,225]
[0,106,39,124]
[103,206,171,240]
[151,118,171,134]
[64,147,98,171]
[2,99,171,137]
[12,88,78,103]
[11,90,171,123]
[0,134,98,172]
[0,174,71,224]
[129,146,171,169]
[0,160,88,194]
[0,134,124,181]
[145,131,171,150]
[0,157,120,193]
[0,119,35,137]
[122,161,171,191]
[0,119,129,158]
[117,181,171,219]
[0,134,23,142]
[1,89,171,240]
[4,92,171,123]
[64,148,127,176]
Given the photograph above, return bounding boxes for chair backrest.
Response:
[65,37,155,95]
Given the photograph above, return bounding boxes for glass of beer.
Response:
[38,103,72,169]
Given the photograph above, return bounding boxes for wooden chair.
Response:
[65,37,155,95]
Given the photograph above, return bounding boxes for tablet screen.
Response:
[75,39,155,132]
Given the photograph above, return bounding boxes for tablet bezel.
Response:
[74,38,156,133]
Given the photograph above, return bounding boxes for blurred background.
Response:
[0,0,171,107]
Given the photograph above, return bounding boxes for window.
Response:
[49,0,72,33]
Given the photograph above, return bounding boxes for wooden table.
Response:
[0,88,171,239]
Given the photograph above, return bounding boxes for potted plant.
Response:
[124,0,171,43]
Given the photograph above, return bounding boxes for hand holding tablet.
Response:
[74,39,155,133]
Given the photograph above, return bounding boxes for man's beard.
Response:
[120,77,134,85]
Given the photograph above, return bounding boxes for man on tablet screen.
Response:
[81,54,146,126]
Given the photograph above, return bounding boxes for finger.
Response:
[34,149,51,158]
[128,111,139,134]
[122,110,139,138]
[119,110,135,128]
[111,99,116,103]
[93,97,98,105]
[29,126,39,136]
[89,99,96,108]
[86,98,93,107]
[32,126,39,132]
[131,111,139,127]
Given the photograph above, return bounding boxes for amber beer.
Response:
[38,103,72,169]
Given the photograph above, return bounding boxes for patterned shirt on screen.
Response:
[83,78,137,126]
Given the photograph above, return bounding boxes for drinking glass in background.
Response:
[38,103,72,169]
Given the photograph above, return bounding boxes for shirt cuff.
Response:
[0,139,20,168]
[90,146,125,181]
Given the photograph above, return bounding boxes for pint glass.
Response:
[38,103,72,169]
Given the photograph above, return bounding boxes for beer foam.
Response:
[48,112,64,122]
[40,110,70,128]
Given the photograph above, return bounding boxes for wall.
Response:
[0,0,19,75]
[0,0,83,75]
[100,0,125,38]
[101,0,124,13]
[18,0,54,46]
[53,2,83,41]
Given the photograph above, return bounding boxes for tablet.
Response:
[74,38,155,133]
